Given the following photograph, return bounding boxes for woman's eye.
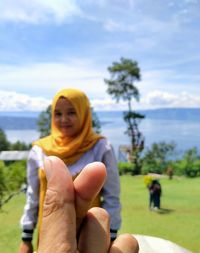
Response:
[55,112,62,117]
[68,111,76,115]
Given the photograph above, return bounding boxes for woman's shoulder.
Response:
[29,145,43,155]
[92,138,113,158]
[28,145,45,163]
[94,138,112,149]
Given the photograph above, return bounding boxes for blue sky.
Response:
[0,0,200,111]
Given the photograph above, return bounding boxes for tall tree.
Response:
[37,105,101,137]
[104,57,145,173]
[0,128,9,151]
[91,107,101,133]
[37,105,51,137]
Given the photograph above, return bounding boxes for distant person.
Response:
[18,88,121,253]
[166,166,173,180]
[148,179,162,210]
[148,182,154,210]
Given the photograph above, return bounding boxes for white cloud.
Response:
[1,61,200,111]
[91,97,127,111]
[0,59,200,112]
[0,90,50,111]
[0,60,108,99]
[1,88,200,112]
[0,89,127,112]
[141,91,176,108]
[103,19,136,32]
[137,69,174,96]
[0,60,136,111]
[140,90,200,109]
[0,0,82,23]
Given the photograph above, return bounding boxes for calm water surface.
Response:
[5,113,200,159]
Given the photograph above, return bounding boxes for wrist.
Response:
[22,229,33,242]
[110,229,118,241]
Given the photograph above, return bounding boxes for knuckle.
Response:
[43,189,63,216]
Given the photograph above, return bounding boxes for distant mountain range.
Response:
[140,108,200,120]
[0,108,200,130]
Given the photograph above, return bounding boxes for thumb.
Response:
[38,156,77,253]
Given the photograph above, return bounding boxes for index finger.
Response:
[38,156,77,253]
[74,162,107,231]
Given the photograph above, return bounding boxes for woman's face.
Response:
[54,97,80,137]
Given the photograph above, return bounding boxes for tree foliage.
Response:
[0,128,9,151]
[91,107,101,133]
[105,58,140,104]
[37,105,51,137]
[142,141,177,174]
[141,142,200,177]
[0,128,29,207]
[174,147,200,177]
[0,128,30,151]
[0,161,26,209]
[9,140,31,150]
[0,161,6,207]
[104,57,145,174]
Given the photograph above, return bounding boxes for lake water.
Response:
[4,111,200,159]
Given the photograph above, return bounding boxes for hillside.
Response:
[141,108,200,120]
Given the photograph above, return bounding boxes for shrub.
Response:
[173,159,200,177]
[118,162,136,175]
[3,161,26,193]
[141,162,163,175]
[0,161,27,208]
[0,161,6,206]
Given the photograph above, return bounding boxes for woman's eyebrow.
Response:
[54,108,61,112]
[67,107,76,110]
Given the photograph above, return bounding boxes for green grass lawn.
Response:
[120,175,200,253]
[0,175,199,253]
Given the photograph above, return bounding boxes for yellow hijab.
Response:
[35,89,103,243]
[34,88,103,165]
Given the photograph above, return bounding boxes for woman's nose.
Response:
[61,114,69,122]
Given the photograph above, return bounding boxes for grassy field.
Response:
[0,175,199,253]
[120,175,200,253]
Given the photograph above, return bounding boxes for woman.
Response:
[18,88,121,253]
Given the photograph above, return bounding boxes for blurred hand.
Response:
[18,241,33,253]
[19,156,139,253]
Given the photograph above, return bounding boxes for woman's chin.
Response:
[60,130,76,138]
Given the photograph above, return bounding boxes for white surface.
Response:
[134,234,193,253]
[34,235,193,253]
[0,150,29,160]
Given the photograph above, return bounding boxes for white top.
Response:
[20,138,121,238]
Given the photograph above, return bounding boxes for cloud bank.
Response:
[0,0,82,24]
[0,89,200,112]
[0,91,50,111]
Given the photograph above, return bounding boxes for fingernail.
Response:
[44,157,53,181]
